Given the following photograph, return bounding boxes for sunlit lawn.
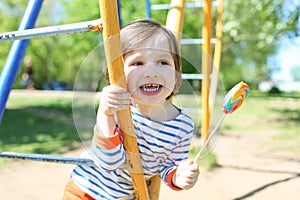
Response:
[0,96,81,156]
[178,92,300,169]
[229,93,300,154]
[0,90,299,167]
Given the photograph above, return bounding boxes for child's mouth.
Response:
[140,84,162,95]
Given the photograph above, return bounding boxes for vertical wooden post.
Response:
[98,1,150,199]
[201,0,213,143]
[212,0,223,73]
[146,173,161,200]
[166,0,186,42]
[210,0,224,114]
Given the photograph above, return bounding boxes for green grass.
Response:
[175,91,300,164]
[214,93,300,155]
[1,91,299,167]
[0,95,90,163]
[223,95,300,132]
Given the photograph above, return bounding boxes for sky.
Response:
[270,37,300,82]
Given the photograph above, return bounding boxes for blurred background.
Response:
[0,1,300,199]
[1,0,300,91]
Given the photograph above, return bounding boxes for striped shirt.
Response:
[70,106,194,199]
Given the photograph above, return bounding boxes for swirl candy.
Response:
[222,81,250,114]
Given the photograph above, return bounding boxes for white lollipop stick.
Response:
[194,114,225,161]
[193,81,250,161]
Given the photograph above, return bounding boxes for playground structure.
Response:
[0,0,223,199]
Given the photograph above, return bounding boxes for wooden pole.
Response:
[210,0,224,114]
[98,1,150,199]
[146,173,161,200]
[201,0,213,143]
[166,0,186,42]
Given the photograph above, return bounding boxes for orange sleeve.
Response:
[63,179,95,200]
[93,125,122,150]
[165,168,183,191]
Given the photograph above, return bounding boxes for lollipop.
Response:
[194,81,250,161]
[222,81,250,114]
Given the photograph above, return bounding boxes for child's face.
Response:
[123,35,176,105]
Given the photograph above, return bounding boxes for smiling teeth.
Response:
[142,84,160,92]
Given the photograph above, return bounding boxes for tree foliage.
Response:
[0,1,26,74]
[221,0,300,88]
[0,0,299,90]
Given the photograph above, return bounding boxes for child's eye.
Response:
[159,60,169,65]
[134,61,143,66]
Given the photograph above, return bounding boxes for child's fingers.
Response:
[107,92,131,101]
[180,160,200,180]
[104,85,126,94]
[173,159,200,189]
[99,85,131,115]
[190,163,200,172]
[182,160,200,172]
[107,99,130,108]
[103,85,130,101]
[182,167,199,179]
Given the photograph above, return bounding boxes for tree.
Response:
[1,0,299,90]
[0,1,26,74]
[221,0,300,88]
[0,1,101,89]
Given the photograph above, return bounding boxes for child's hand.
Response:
[173,160,200,190]
[99,85,130,116]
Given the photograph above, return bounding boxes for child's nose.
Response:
[143,62,159,77]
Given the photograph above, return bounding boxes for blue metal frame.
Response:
[145,0,151,18]
[117,0,123,27]
[0,0,44,122]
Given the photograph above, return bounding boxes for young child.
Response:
[63,19,199,200]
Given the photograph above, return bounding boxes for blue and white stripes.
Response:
[91,144,126,171]
[71,107,194,199]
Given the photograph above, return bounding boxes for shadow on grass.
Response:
[0,104,92,155]
[273,108,300,124]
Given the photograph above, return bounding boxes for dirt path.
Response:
[1,129,299,200]
[1,90,300,199]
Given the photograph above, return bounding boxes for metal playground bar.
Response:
[0,19,103,42]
